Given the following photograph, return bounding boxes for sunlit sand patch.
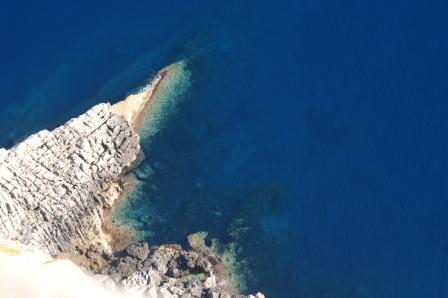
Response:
[0,246,22,256]
[111,72,163,126]
[111,60,191,139]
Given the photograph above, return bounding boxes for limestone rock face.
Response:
[0,97,264,297]
[0,103,140,255]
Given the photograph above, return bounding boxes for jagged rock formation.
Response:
[0,103,139,255]
[82,243,264,298]
[0,63,264,297]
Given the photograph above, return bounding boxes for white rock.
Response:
[0,103,140,255]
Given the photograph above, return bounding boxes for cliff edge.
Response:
[0,63,264,298]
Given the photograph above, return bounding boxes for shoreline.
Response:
[102,174,139,251]
[104,61,188,252]
[111,68,164,129]
[0,60,265,297]
[104,63,252,295]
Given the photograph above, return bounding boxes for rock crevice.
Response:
[0,103,140,255]
[0,67,264,298]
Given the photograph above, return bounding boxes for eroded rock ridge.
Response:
[0,103,139,255]
[0,101,264,298]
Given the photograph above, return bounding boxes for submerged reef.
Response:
[0,62,264,298]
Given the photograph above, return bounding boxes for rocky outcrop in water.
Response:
[82,242,264,298]
[0,97,264,297]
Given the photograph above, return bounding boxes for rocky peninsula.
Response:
[0,62,264,298]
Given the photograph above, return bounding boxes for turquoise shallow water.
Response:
[1,1,448,297]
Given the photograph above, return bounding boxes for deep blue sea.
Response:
[1,1,448,297]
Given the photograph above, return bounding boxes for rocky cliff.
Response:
[0,64,264,298]
[0,103,138,255]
